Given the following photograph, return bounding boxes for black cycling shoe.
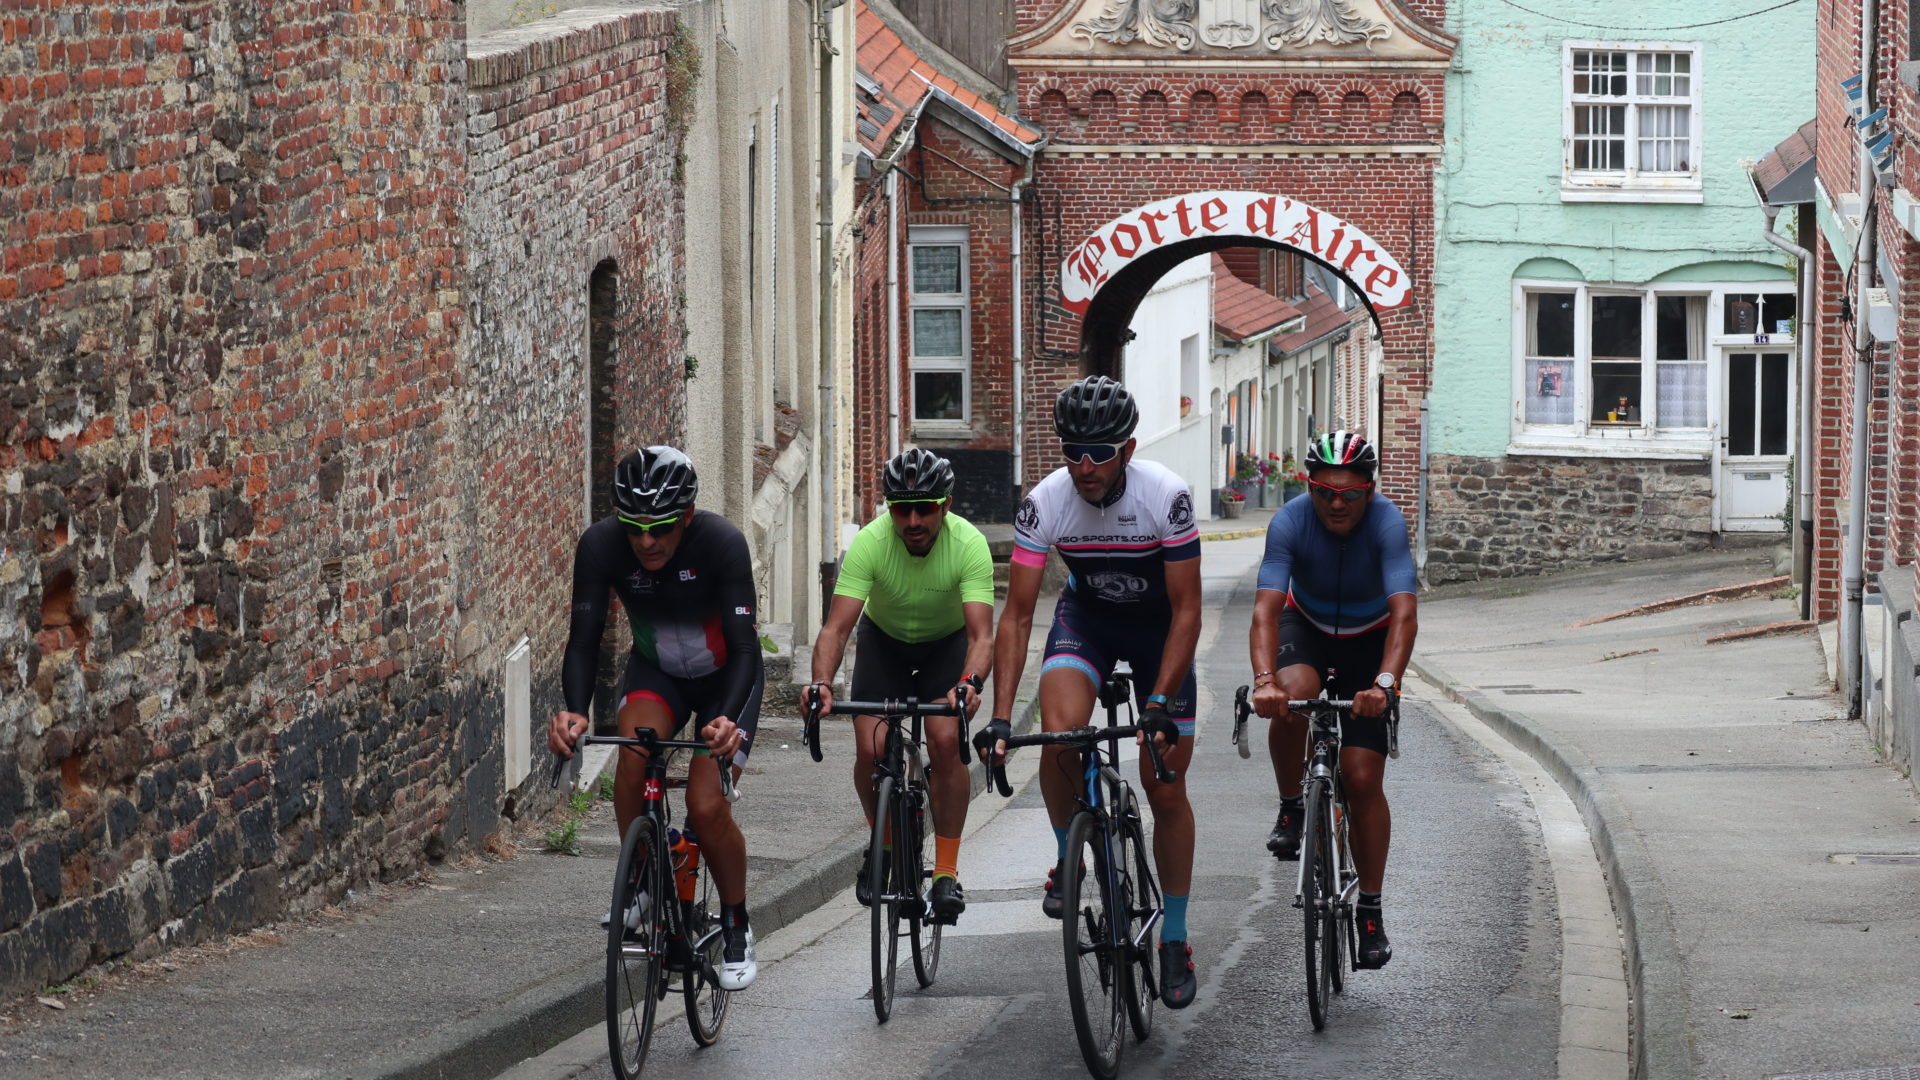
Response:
[1356,908,1393,969]
[928,876,966,923]
[1266,805,1302,860]
[855,850,873,907]
[1041,861,1082,919]
[1158,940,1198,1009]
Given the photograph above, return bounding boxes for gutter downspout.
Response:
[1845,0,1879,717]
[1757,202,1814,621]
[815,0,843,631]
[887,166,902,464]
[1010,151,1039,501]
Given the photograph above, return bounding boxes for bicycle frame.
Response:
[1289,703,1357,915]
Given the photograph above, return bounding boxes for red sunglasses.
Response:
[1308,480,1373,505]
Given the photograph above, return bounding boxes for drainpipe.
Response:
[887,166,902,463]
[1756,202,1813,621]
[1844,0,1879,717]
[1416,396,1430,584]
[1010,152,1038,499]
[815,0,844,630]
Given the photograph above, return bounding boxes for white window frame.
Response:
[1561,40,1703,204]
[1509,279,1796,457]
[907,225,971,433]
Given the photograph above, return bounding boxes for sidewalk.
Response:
[0,509,1269,1080]
[1413,549,1920,1080]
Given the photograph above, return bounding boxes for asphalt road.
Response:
[502,537,1562,1080]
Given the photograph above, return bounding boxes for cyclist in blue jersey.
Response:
[976,375,1204,1009]
[1248,431,1417,970]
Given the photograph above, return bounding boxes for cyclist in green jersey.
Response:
[808,449,996,921]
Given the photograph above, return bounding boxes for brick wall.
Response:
[1425,454,1714,582]
[0,2,686,997]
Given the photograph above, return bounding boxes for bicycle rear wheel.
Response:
[1117,791,1159,1043]
[906,783,941,988]
[683,888,731,1046]
[607,817,664,1080]
[1300,782,1335,1031]
[1062,812,1125,1080]
[869,777,901,1022]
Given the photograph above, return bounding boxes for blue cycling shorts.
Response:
[1040,594,1197,736]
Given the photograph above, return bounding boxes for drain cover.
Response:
[1828,853,1920,866]
[1774,1060,1920,1068]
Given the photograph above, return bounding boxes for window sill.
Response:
[1508,433,1711,461]
[1559,182,1703,205]
[910,423,974,442]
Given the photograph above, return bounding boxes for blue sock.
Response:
[1052,826,1069,860]
[1162,893,1189,942]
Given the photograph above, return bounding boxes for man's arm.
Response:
[948,600,995,716]
[1155,555,1203,702]
[988,560,1044,723]
[1248,588,1290,717]
[1354,593,1417,719]
[807,594,867,713]
[550,532,608,755]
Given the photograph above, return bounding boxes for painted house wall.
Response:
[1426,0,1811,579]
[1126,254,1216,509]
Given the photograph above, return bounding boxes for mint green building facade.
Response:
[1426,0,1812,580]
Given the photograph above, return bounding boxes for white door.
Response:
[1719,350,1792,532]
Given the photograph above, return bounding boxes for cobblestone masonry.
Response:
[0,2,686,997]
[1424,454,1715,583]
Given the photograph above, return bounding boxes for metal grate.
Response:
[1774,1060,1920,1068]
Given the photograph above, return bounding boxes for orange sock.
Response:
[934,834,961,881]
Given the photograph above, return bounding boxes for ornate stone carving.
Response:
[1071,0,1199,51]
[1069,0,1392,52]
[1262,0,1390,48]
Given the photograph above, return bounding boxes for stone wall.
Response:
[1424,454,1715,582]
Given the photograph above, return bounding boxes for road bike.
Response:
[984,667,1170,1080]
[551,731,735,1079]
[1231,681,1398,1031]
[803,690,964,1022]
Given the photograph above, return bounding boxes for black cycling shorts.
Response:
[1273,608,1392,757]
[849,617,969,703]
[618,651,764,767]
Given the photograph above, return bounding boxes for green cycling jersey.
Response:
[834,511,995,643]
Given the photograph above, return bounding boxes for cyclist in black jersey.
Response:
[548,446,762,990]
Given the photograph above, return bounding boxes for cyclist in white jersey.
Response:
[976,375,1204,1009]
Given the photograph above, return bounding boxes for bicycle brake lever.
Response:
[803,687,825,763]
[991,758,1013,798]
[1144,735,1177,785]
[719,757,737,802]
[548,751,572,790]
[957,710,973,765]
[1232,685,1252,760]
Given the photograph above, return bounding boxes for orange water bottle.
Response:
[669,827,700,902]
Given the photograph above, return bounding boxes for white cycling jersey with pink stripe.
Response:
[1011,460,1201,611]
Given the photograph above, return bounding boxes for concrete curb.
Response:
[1409,653,1696,1080]
[363,690,1049,1079]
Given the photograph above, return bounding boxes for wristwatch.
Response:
[1374,672,1397,692]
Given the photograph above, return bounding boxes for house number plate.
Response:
[1742,472,1773,480]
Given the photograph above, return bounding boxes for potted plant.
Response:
[1280,453,1306,502]
[1179,395,1192,418]
[1220,487,1246,519]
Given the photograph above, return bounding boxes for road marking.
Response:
[1412,683,1630,1080]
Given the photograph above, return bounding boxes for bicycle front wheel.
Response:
[1117,791,1159,1043]
[1300,782,1335,1031]
[1062,812,1125,1080]
[906,784,941,988]
[870,777,901,1022]
[607,817,664,1080]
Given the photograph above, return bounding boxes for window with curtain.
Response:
[1655,295,1708,427]
[1525,292,1577,424]
[908,226,969,425]
[1564,43,1701,199]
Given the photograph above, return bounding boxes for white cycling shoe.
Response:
[716,924,756,990]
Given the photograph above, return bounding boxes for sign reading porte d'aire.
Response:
[1058,191,1412,315]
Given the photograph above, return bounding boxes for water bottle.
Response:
[668,827,700,902]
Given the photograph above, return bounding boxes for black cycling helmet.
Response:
[611,445,699,520]
[882,447,955,501]
[1304,431,1378,478]
[1053,375,1138,443]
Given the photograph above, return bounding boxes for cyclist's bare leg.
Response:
[1037,667,1097,832]
[613,695,677,838]
[924,714,968,839]
[1269,664,1320,799]
[850,712,884,826]
[1340,745,1390,893]
[1138,735,1195,896]
[683,751,747,905]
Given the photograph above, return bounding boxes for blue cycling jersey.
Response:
[1255,493,1417,636]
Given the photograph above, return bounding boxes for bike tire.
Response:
[682,886,731,1046]
[1301,783,1332,1032]
[607,817,664,1080]
[1329,799,1350,996]
[869,777,901,1022]
[907,784,941,988]
[1062,812,1125,1080]
[1117,792,1159,1043]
